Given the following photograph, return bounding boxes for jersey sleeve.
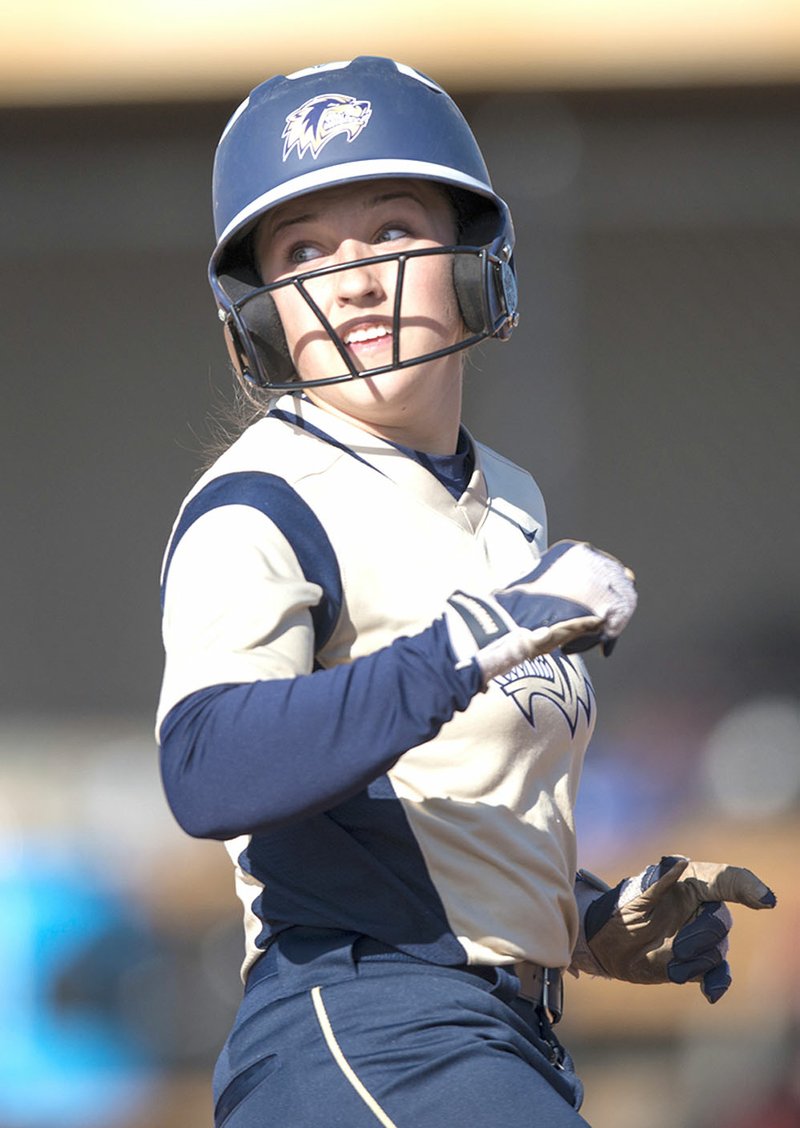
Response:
[157,502,322,726]
[156,481,482,841]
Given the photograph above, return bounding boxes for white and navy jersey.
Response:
[157,394,596,977]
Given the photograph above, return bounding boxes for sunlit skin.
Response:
[254,179,466,454]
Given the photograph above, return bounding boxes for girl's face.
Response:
[254,179,466,451]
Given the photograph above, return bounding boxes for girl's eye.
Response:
[375,225,409,245]
[289,244,321,266]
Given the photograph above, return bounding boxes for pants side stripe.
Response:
[310,985,400,1128]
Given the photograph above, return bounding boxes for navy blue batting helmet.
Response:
[209,56,518,390]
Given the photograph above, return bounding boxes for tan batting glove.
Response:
[573,856,776,1003]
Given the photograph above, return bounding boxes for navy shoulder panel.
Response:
[161,471,342,652]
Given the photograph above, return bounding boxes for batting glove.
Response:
[571,856,776,1003]
[443,539,637,685]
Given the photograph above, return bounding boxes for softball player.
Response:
[157,57,776,1127]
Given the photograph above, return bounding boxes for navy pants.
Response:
[213,929,589,1127]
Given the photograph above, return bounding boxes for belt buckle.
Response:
[541,967,563,1025]
[513,962,563,1024]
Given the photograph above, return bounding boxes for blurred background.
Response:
[1,2,799,1125]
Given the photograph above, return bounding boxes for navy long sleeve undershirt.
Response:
[159,617,482,840]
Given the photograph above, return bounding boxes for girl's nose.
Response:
[330,241,387,304]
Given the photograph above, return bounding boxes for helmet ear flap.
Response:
[238,291,295,385]
[452,252,490,334]
[452,250,518,339]
[220,264,296,386]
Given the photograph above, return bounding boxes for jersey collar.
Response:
[271,393,489,533]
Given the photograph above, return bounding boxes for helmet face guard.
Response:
[209,56,518,391]
[219,244,519,390]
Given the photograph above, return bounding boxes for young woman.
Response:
[157,57,775,1127]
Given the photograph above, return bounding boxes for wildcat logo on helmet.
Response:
[282,94,372,161]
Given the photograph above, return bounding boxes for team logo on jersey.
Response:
[282,94,372,161]
[494,651,594,736]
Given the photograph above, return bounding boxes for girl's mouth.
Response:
[342,324,392,348]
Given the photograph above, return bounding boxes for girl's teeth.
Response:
[347,326,389,344]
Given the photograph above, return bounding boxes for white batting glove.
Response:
[572,857,776,1003]
[443,539,637,685]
